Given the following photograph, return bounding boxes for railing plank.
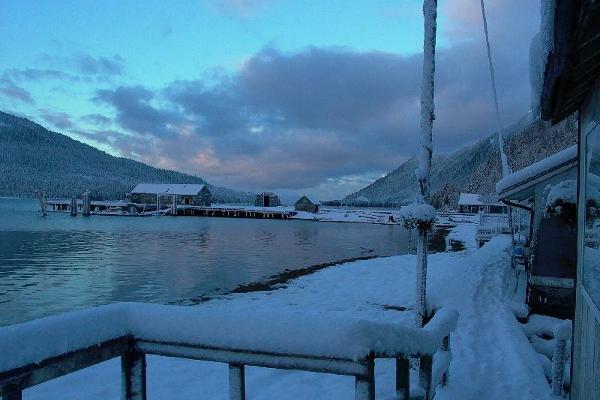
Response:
[396,357,410,400]
[419,354,433,400]
[441,335,450,386]
[135,340,368,377]
[121,351,146,400]
[354,355,375,400]
[229,364,245,400]
[0,337,130,396]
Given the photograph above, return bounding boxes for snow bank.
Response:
[496,145,577,195]
[0,303,458,374]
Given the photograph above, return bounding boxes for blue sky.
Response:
[0,0,540,200]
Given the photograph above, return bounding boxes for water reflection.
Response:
[0,198,427,326]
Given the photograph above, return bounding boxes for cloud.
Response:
[95,86,186,137]
[91,0,539,198]
[70,53,125,77]
[80,113,112,126]
[39,109,74,130]
[3,68,78,83]
[0,81,34,104]
[210,0,273,19]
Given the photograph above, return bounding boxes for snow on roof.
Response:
[458,193,483,206]
[496,145,577,196]
[131,183,206,196]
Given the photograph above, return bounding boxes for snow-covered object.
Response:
[496,145,577,195]
[0,303,458,374]
[552,320,572,341]
[417,0,437,202]
[458,193,483,206]
[551,320,571,396]
[400,203,436,230]
[544,180,576,208]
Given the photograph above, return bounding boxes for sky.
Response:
[0,0,540,201]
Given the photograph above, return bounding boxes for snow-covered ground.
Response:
[24,221,552,400]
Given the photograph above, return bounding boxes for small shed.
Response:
[457,193,483,213]
[130,183,211,207]
[458,193,507,214]
[295,196,319,213]
[496,145,578,318]
[254,192,281,207]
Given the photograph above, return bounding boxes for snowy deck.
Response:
[0,304,456,400]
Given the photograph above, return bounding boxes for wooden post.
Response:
[121,351,146,400]
[82,191,91,216]
[396,357,410,400]
[441,335,450,386]
[419,354,433,400]
[551,335,567,396]
[355,355,375,400]
[229,364,245,400]
[2,390,22,400]
[70,197,78,216]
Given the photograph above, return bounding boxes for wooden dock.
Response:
[45,199,295,220]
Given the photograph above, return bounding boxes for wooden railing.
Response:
[0,306,457,400]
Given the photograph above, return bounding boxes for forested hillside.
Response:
[343,114,577,207]
[0,111,254,202]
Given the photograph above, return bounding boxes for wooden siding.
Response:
[573,83,600,399]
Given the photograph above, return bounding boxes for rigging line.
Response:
[480,0,511,177]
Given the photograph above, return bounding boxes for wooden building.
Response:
[129,183,212,207]
[254,192,281,207]
[295,196,319,213]
[539,1,600,397]
[497,146,578,318]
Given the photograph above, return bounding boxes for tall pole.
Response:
[480,0,511,177]
[415,0,437,329]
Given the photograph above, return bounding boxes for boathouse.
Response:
[130,184,212,207]
[294,196,319,213]
[496,145,578,318]
[254,192,281,207]
[538,0,600,397]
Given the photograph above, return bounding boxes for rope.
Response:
[480,0,511,177]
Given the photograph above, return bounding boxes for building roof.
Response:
[541,0,600,123]
[458,193,483,206]
[295,196,315,205]
[131,183,206,196]
[496,145,577,200]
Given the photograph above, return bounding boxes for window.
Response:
[584,122,600,307]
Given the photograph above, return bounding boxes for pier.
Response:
[45,199,295,220]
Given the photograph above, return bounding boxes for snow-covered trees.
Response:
[0,112,254,203]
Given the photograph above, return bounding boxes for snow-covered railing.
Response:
[0,304,458,400]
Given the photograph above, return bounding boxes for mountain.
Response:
[0,111,254,203]
[343,113,578,207]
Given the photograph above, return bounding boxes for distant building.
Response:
[457,193,507,214]
[295,196,319,213]
[254,192,281,207]
[129,183,211,207]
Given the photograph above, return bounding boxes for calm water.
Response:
[0,198,425,326]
